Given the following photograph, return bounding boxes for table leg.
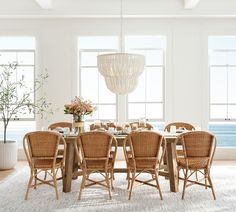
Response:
[63,140,75,193]
[166,139,179,192]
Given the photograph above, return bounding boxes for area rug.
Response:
[0,165,236,212]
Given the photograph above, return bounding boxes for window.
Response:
[78,36,166,124]
[0,37,36,147]
[126,36,166,121]
[0,37,35,120]
[209,36,236,147]
[78,37,118,121]
[209,37,236,121]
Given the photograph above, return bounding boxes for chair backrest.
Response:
[48,122,72,131]
[180,131,216,159]
[129,122,153,130]
[23,131,63,163]
[77,131,113,159]
[128,131,164,159]
[164,122,195,132]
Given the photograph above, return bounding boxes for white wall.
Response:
[0,18,236,159]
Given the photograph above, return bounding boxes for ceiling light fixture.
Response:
[97,0,145,95]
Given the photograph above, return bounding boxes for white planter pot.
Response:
[0,141,17,170]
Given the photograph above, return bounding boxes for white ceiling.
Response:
[0,0,236,18]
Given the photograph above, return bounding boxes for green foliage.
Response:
[0,63,52,143]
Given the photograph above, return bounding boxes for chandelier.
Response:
[97,0,145,95]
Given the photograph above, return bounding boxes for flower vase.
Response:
[73,115,85,134]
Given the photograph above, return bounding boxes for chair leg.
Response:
[204,169,208,189]
[52,169,59,200]
[154,171,163,200]
[25,172,33,200]
[105,171,112,200]
[207,171,216,200]
[61,167,64,180]
[127,168,131,190]
[34,169,37,189]
[128,171,136,200]
[78,172,86,200]
[182,169,188,200]
[44,171,47,180]
[110,170,114,190]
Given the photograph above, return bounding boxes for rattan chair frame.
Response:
[75,131,117,200]
[177,131,216,200]
[164,122,195,132]
[23,131,66,200]
[129,122,153,130]
[123,131,165,200]
[48,122,73,131]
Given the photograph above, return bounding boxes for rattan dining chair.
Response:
[75,131,117,200]
[23,131,66,200]
[177,131,216,200]
[123,131,165,200]
[46,122,71,180]
[129,122,153,130]
[48,122,73,131]
[164,122,195,132]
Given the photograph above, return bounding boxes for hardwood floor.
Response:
[0,160,236,182]
[0,161,27,181]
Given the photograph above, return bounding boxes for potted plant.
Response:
[0,63,52,170]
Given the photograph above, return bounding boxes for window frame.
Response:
[209,49,236,122]
[0,49,36,121]
[126,47,165,122]
[78,48,118,121]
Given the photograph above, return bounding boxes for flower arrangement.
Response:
[64,96,95,122]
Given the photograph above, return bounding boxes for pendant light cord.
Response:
[120,0,124,52]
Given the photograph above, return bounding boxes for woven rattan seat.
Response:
[178,157,209,169]
[33,158,64,169]
[123,131,165,200]
[23,131,66,200]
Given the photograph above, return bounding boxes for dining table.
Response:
[62,132,179,193]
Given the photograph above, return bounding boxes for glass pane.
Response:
[98,105,116,120]
[209,123,236,147]
[210,51,227,65]
[98,74,116,104]
[0,52,17,64]
[0,121,36,147]
[81,68,98,103]
[228,105,236,119]
[81,51,98,66]
[78,37,118,49]
[210,67,227,103]
[17,52,34,65]
[146,103,163,119]
[0,37,35,50]
[17,66,34,101]
[15,106,35,119]
[146,50,163,66]
[128,71,145,102]
[228,67,236,103]
[128,103,145,119]
[210,105,227,119]
[86,107,99,120]
[146,67,163,102]
[227,52,236,65]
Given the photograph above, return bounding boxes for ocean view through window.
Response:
[209,36,236,147]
